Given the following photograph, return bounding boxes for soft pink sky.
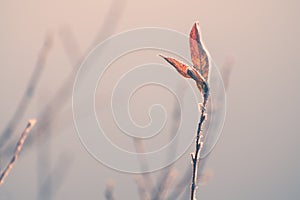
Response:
[0,0,299,199]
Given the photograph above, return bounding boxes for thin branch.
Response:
[0,119,37,186]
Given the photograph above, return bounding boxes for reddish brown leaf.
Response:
[159,55,191,78]
[160,54,206,93]
[190,22,210,81]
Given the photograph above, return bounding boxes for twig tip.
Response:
[28,119,37,126]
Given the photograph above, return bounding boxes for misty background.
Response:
[0,0,299,199]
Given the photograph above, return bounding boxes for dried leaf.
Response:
[160,55,206,92]
[159,55,191,78]
[190,22,210,81]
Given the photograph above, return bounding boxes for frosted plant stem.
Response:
[190,96,208,200]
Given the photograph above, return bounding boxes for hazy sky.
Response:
[0,0,299,199]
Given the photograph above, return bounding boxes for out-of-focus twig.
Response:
[104,181,116,200]
[0,119,36,186]
[133,138,153,200]
[0,35,52,150]
[3,0,128,158]
[32,0,128,139]
[152,169,178,200]
[92,0,128,46]
[198,169,214,186]
[134,175,151,200]
[166,156,208,200]
[37,153,73,200]
[36,118,53,200]
[220,54,235,90]
[59,26,83,67]
[151,84,186,200]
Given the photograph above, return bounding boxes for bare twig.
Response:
[0,34,52,150]
[0,119,37,186]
